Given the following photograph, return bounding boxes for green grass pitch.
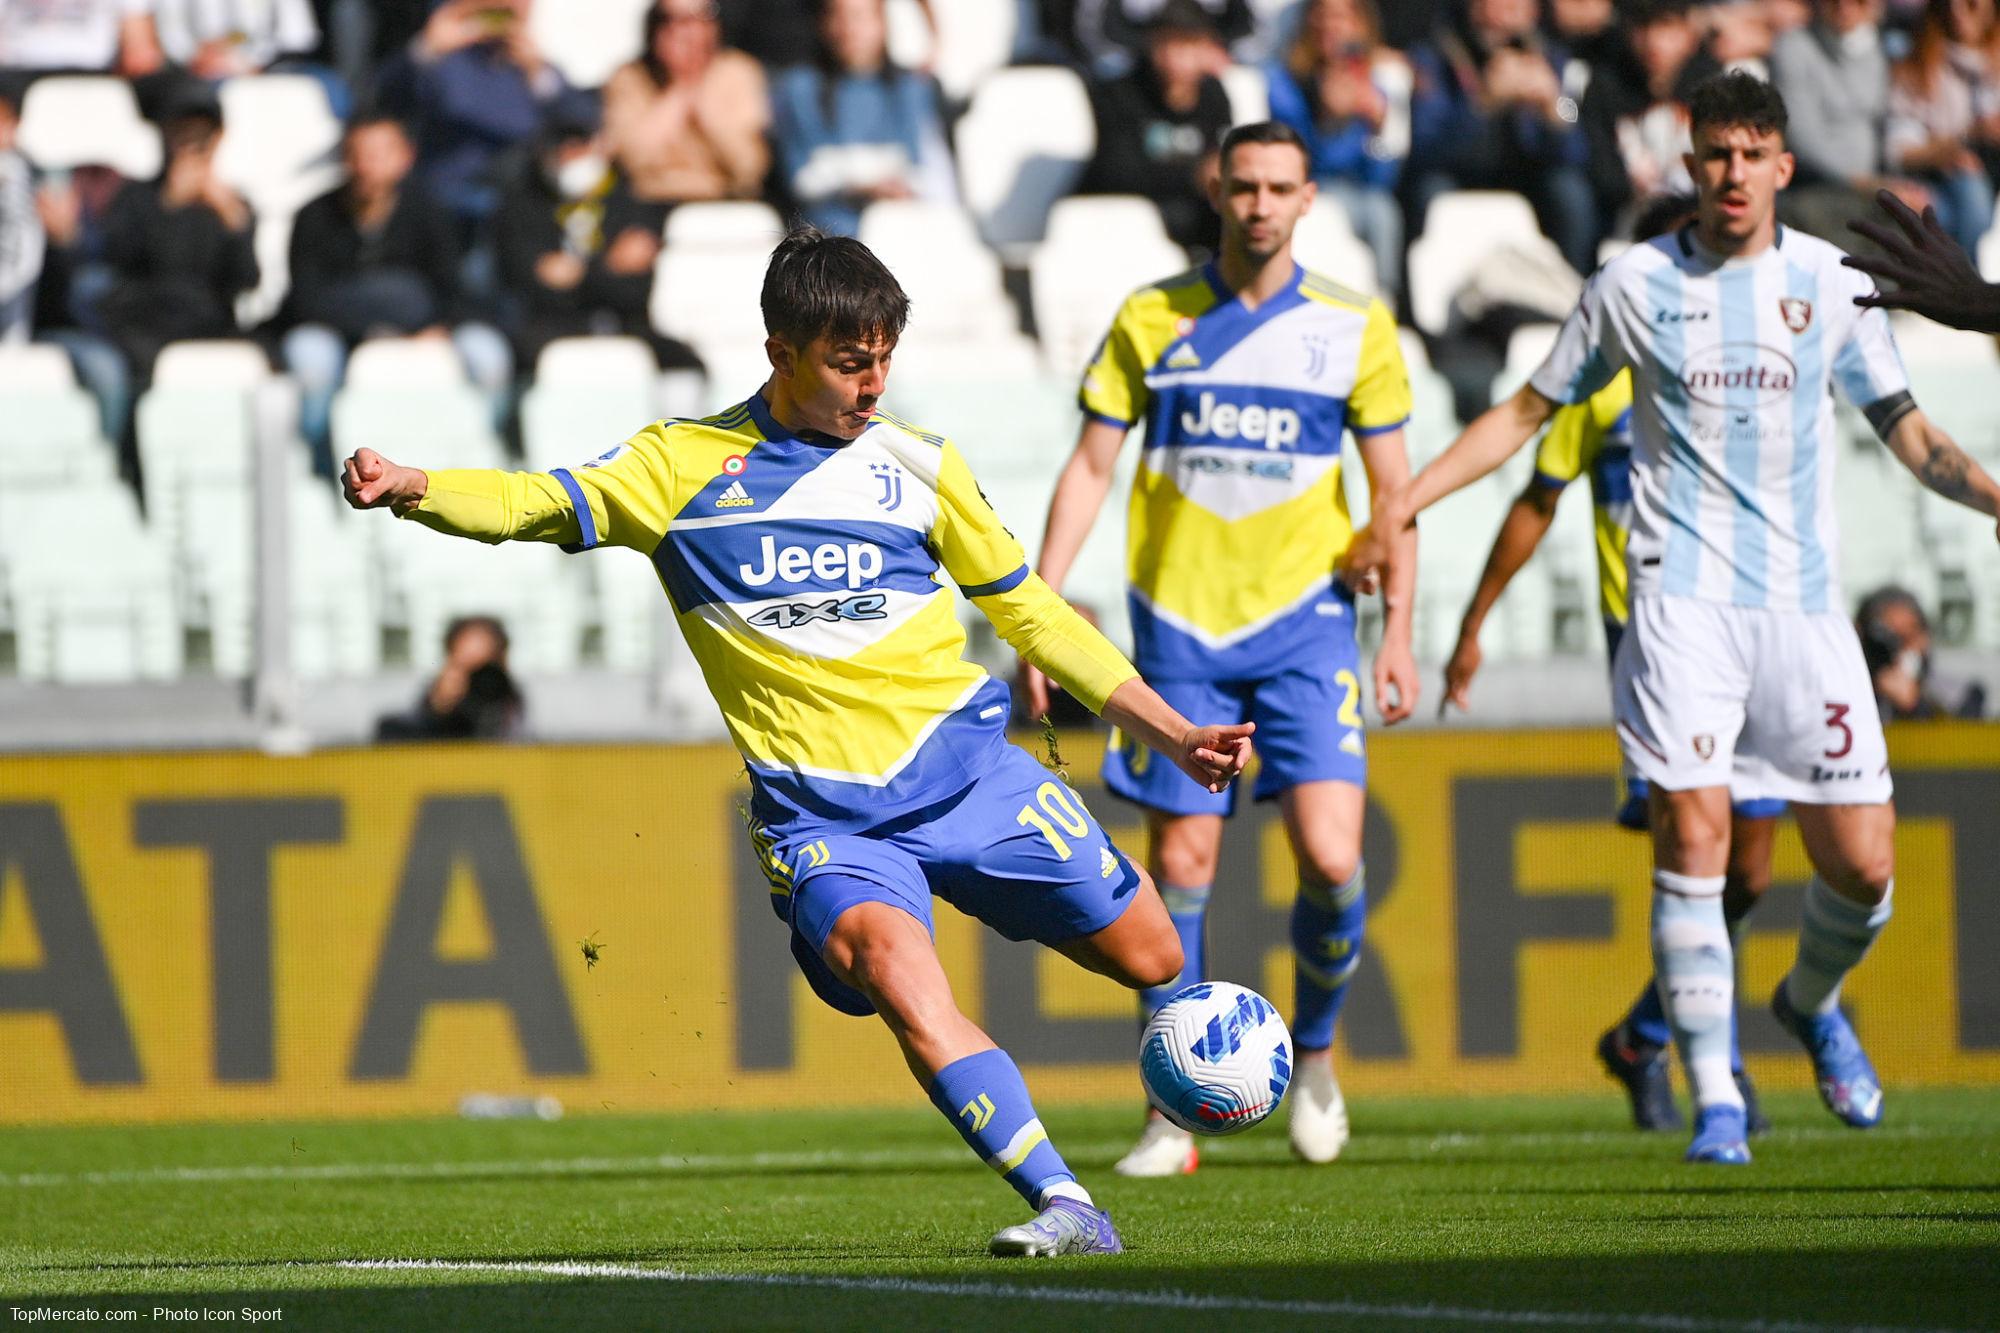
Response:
[1,1088,1994,1331]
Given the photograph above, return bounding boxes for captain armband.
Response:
[1862,391,1917,441]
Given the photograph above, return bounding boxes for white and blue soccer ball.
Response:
[1139,981,1292,1135]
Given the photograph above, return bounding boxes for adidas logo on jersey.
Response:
[715,480,755,509]
[1166,342,1202,370]
[1339,732,1363,757]
[1099,846,1118,878]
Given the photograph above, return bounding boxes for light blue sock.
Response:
[1785,878,1893,1015]
[1140,881,1210,1017]
[1652,871,1742,1111]
[1291,865,1365,1051]
[927,1048,1081,1208]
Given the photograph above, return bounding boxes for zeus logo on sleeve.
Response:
[739,535,885,589]
[1178,392,1301,450]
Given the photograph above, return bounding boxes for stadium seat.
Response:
[1407,190,1554,337]
[366,516,589,675]
[214,75,341,214]
[663,201,785,250]
[886,0,934,70]
[654,241,770,349]
[0,392,115,486]
[0,481,180,682]
[521,382,658,472]
[153,340,272,389]
[1490,323,1560,405]
[859,200,1017,338]
[1029,195,1188,379]
[955,66,1095,260]
[529,0,650,89]
[536,335,658,387]
[1220,64,1270,124]
[1891,316,2000,467]
[16,77,160,178]
[1290,197,1379,296]
[345,337,468,388]
[926,0,1020,104]
[238,204,298,329]
[330,386,503,471]
[0,344,78,390]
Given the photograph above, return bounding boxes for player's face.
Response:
[1214,142,1315,265]
[768,331,894,441]
[1686,122,1793,249]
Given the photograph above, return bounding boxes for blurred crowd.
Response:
[1,0,1998,477]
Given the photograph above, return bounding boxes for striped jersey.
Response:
[404,395,1137,833]
[1080,262,1411,679]
[1530,225,1909,614]
[1532,370,1636,634]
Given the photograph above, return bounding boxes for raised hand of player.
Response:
[1373,636,1418,726]
[343,448,429,514]
[1175,721,1256,793]
[1442,630,1482,716]
[1844,189,2000,333]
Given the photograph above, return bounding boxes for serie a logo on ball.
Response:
[1140,981,1293,1135]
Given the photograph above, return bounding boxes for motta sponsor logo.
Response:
[1678,342,1798,408]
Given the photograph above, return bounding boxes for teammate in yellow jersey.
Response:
[1026,120,1419,1176]
[1437,196,1781,1136]
[343,227,1256,1257]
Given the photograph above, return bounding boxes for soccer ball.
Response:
[1139,981,1292,1135]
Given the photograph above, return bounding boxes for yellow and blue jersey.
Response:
[1080,262,1410,679]
[403,394,1137,833]
[1532,369,1635,644]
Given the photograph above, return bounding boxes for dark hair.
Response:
[344,110,409,142]
[1218,120,1310,174]
[1687,70,1788,142]
[760,224,910,348]
[1631,191,1698,242]
[641,1,719,87]
[445,614,509,657]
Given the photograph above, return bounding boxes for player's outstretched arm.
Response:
[1445,483,1560,714]
[1341,382,1558,586]
[1101,677,1255,794]
[1023,417,1128,719]
[1355,426,1419,725]
[1844,189,2000,334]
[1882,408,2000,540]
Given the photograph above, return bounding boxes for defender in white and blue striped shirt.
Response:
[1347,73,2000,1167]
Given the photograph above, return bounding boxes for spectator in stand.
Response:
[151,0,348,116]
[1072,0,1252,75]
[376,0,569,233]
[603,0,770,222]
[1264,0,1411,296]
[1078,0,1232,253]
[1580,0,1718,235]
[30,162,129,442]
[1546,0,1625,84]
[724,0,934,70]
[0,91,42,343]
[376,614,524,741]
[771,0,957,238]
[1856,586,1987,720]
[280,113,512,471]
[1886,0,2000,254]
[1770,0,1932,246]
[1407,0,1601,275]
[0,0,164,86]
[495,101,704,376]
[97,90,257,443]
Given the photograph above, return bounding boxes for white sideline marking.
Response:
[334,1259,1968,1333]
[0,1124,1954,1190]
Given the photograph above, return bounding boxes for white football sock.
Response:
[1652,870,1743,1112]
[1784,878,1893,1016]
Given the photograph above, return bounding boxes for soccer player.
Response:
[342,226,1256,1254]
[1025,120,1418,1177]
[1347,72,2000,1165]
[1439,194,1781,1135]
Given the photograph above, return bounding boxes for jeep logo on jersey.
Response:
[746,592,889,629]
[1178,392,1302,450]
[1678,342,1798,408]
[739,535,885,590]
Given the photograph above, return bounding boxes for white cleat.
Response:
[1112,1116,1198,1177]
[1288,1058,1349,1164]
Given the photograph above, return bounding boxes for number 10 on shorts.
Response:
[1016,781,1091,860]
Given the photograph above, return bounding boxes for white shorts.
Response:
[1612,594,1893,806]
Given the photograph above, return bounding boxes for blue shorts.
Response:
[1103,663,1367,818]
[1616,776,1788,831]
[763,743,1144,1016]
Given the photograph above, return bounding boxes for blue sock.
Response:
[1652,872,1742,1112]
[927,1048,1079,1208]
[1624,981,1672,1050]
[1140,881,1210,1016]
[1291,865,1365,1051]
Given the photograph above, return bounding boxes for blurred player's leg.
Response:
[818,900,1124,1257]
[1773,802,1896,1129]
[1281,780,1367,1165]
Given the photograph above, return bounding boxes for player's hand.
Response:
[1175,721,1256,793]
[343,448,428,512]
[1021,662,1054,720]
[1373,638,1418,726]
[1844,189,2000,331]
[1441,629,1482,716]
[1339,486,1412,595]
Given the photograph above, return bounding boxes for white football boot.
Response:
[1288,1056,1349,1163]
[1112,1115,1198,1177]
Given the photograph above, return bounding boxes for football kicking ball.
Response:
[1140,981,1292,1135]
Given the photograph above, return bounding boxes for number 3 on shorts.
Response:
[1824,702,1853,759]
[1016,781,1092,860]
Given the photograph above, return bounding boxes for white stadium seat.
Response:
[955,66,1095,260]
[1491,323,1560,406]
[1030,195,1188,379]
[1290,197,1379,297]
[536,335,658,388]
[345,337,469,388]
[0,391,115,486]
[927,0,1020,104]
[0,344,78,390]
[858,200,1018,343]
[152,340,272,389]
[529,0,650,89]
[1407,190,1556,337]
[215,75,342,213]
[330,386,503,472]
[0,481,180,682]
[1220,64,1270,124]
[663,201,785,250]
[17,77,160,178]
[654,242,770,347]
